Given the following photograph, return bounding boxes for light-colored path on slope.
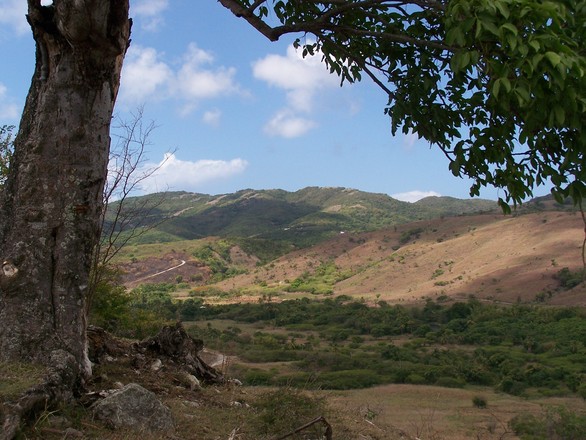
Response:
[133,259,186,284]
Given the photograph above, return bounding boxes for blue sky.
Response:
[0,0,543,202]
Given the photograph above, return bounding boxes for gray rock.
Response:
[180,372,201,390]
[91,383,174,432]
[150,359,163,371]
[63,428,84,438]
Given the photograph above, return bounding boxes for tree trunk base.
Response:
[0,350,81,440]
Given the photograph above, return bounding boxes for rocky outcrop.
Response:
[136,323,224,384]
[91,383,174,432]
[88,323,224,385]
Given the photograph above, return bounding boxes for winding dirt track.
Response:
[132,259,186,284]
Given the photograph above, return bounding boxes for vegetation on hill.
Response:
[105,188,498,250]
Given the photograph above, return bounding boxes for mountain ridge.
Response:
[108,186,499,247]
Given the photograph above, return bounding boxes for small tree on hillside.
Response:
[88,107,173,328]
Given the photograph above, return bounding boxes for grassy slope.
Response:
[206,210,585,305]
[113,209,586,306]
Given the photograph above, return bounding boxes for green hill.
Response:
[105,187,498,248]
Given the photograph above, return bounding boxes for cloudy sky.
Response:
[0,0,534,202]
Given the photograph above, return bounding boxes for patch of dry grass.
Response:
[0,361,46,400]
[18,377,586,439]
[324,384,586,439]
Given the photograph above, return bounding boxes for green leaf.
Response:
[552,189,566,204]
[492,78,501,98]
[446,27,465,46]
[528,40,540,52]
[449,160,461,177]
[544,52,562,68]
[553,106,565,125]
[507,34,518,51]
[500,23,518,36]
[483,21,500,37]
[494,1,510,19]
[492,77,511,98]
[498,198,512,214]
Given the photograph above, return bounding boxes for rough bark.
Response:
[0,0,131,381]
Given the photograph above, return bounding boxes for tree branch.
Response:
[218,0,448,50]
[218,0,281,41]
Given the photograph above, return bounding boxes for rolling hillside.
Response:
[114,203,586,306]
[106,187,498,248]
[206,210,585,305]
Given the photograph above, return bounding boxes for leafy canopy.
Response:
[220,0,586,211]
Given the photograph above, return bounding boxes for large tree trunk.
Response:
[0,0,131,382]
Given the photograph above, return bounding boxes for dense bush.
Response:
[243,369,275,386]
[509,407,586,439]
[89,276,172,339]
[94,279,586,398]
[252,388,325,437]
[556,267,585,290]
[472,396,487,409]
[317,370,384,389]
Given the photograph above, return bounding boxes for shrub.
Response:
[472,396,487,409]
[579,383,586,400]
[509,407,586,439]
[252,388,325,437]
[406,373,426,385]
[243,370,274,386]
[89,277,132,333]
[499,377,527,396]
[556,267,585,290]
[317,370,383,389]
[435,377,466,388]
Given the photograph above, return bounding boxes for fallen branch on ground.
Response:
[271,416,332,440]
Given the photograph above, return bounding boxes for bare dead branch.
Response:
[87,107,174,310]
[271,415,333,440]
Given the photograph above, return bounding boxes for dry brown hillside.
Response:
[215,211,586,305]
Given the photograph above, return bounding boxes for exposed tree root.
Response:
[0,350,81,440]
[1,323,222,439]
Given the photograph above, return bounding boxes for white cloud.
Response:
[391,190,442,203]
[138,153,248,194]
[120,46,172,103]
[263,109,316,138]
[253,44,339,138]
[132,0,169,31]
[253,45,338,112]
[0,83,20,120]
[202,109,222,127]
[119,43,242,112]
[0,0,28,36]
[175,44,239,101]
